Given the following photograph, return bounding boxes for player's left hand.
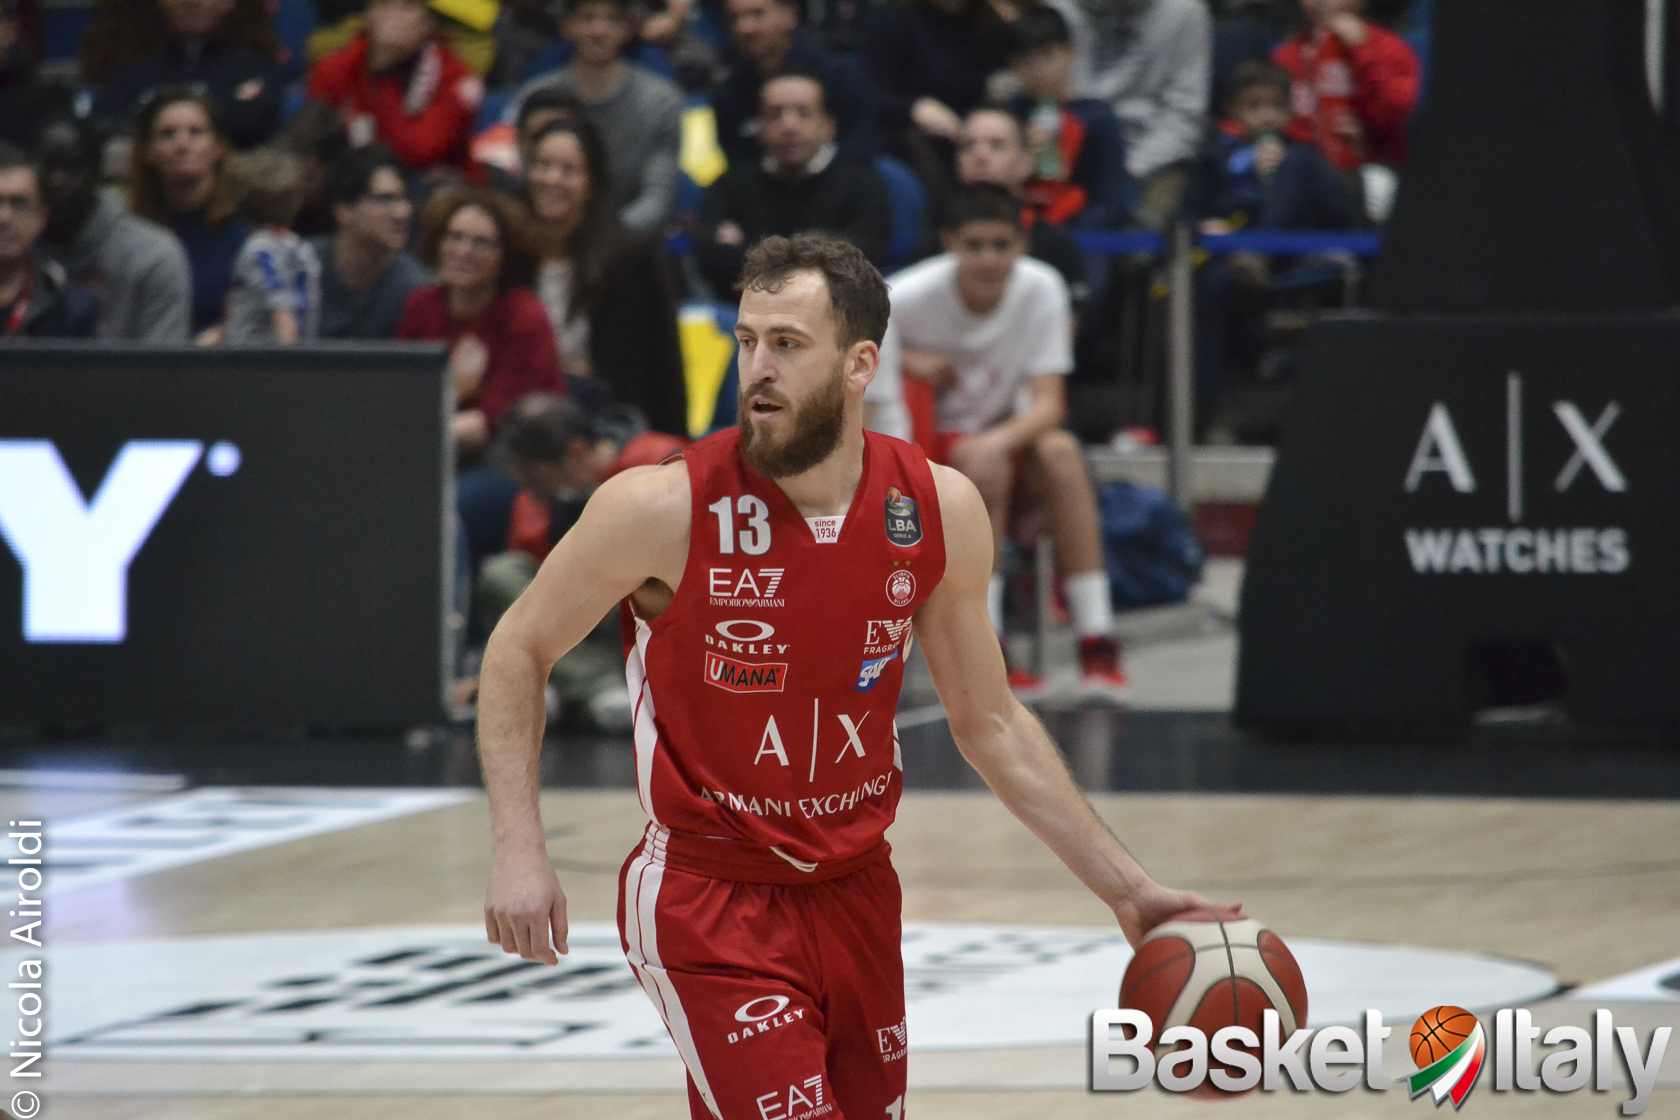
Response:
[1112,881,1241,948]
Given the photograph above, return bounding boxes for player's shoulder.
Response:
[927,461,987,527]
[591,457,692,529]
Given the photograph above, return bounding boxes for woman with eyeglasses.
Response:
[398,185,562,461]
[127,86,248,341]
[522,116,687,439]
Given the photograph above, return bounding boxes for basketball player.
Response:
[479,234,1232,1119]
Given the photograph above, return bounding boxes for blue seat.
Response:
[872,154,927,270]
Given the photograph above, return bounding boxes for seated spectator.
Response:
[861,0,1014,201]
[952,104,1089,312]
[522,118,688,436]
[711,0,876,166]
[1,1,71,151]
[82,0,288,150]
[1273,0,1419,171]
[35,116,193,342]
[311,144,428,339]
[1186,59,1357,416]
[1185,60,1356,234]
[1006,6,1133,230]
[1050,0,1211,227]
[127,87,249,337]
[1212,0,1288,117]
[511,0,683,232]
[473,392,683,730]
[307,0,486,174]
[0,142,97,338]
[223,148,322,343]
[399,185,561,459]
[696,69,890,296]
[876,184,1125,697]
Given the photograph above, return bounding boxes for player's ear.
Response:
[846,339,879,393]
[940,229,959,254]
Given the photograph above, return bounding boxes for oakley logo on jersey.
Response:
[884,486,922,546]
[856,652,896,690]
[706,651,788,693]
[886,569,916,608]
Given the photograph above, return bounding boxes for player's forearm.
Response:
[955,703,1153,910]
[476,631,553,857]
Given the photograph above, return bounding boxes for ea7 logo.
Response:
[709,568,785,597]
[0,440,206,642]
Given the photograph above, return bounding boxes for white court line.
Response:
[1570,956,1680,1002]
[26,787,474,895]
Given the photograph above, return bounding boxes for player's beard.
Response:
[737,359,847,479]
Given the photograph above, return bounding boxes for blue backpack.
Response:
[1099,482,1206,608]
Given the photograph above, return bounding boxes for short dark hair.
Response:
[0,140,34,177]
[738,234,890,349]
[941,183,1023,232]
[761,65,831,117]
[1226,59,1292,106]
[1010,6,1071,56]
[499,393,595,465]
[230,147,308,227]
[323,143,406,211]
[417,185,538,290]
[516,86,585,135]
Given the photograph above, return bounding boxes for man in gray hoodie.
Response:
[1049,0,1211,227]
[36,117,192,343]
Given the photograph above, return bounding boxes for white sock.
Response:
[1065,570,1113,638]
[987,572,1005,635]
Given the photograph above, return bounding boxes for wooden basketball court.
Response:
[16,776,1679,1119]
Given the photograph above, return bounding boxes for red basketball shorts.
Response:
[617,823,908,1120]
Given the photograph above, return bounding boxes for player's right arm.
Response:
[479,460,691,964]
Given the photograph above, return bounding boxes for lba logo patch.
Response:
[884,487,922,546]
[886,569,916,607]
[856,652,897,690]
[705,651,787,693]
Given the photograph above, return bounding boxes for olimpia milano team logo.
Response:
[1408,1005,1485,1109]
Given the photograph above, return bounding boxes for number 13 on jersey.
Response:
[709,495,772,556]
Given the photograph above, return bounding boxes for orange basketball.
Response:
[1409,1005,1479,1066]
[1119,909,1308,1097]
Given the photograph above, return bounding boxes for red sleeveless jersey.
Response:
[621,427,947,865]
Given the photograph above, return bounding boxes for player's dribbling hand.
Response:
[1112,881,1242,948]
[484,848,570,964]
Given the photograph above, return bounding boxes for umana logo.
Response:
[705,651,787,693]
[0,439,239,643]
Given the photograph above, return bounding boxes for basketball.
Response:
[1119,910,1308,1094]
[1410,1005,1478,1067]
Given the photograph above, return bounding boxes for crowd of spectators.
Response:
[0,0,1425,719]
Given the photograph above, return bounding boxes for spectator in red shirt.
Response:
[1272,0,1419,171]
[307,0,484,173]
[399,185,561,459]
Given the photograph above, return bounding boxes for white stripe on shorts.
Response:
[624,824,721,1118]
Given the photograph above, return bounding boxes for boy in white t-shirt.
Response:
[871,184,1126,700]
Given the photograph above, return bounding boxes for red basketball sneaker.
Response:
[1078,635,1130,702]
